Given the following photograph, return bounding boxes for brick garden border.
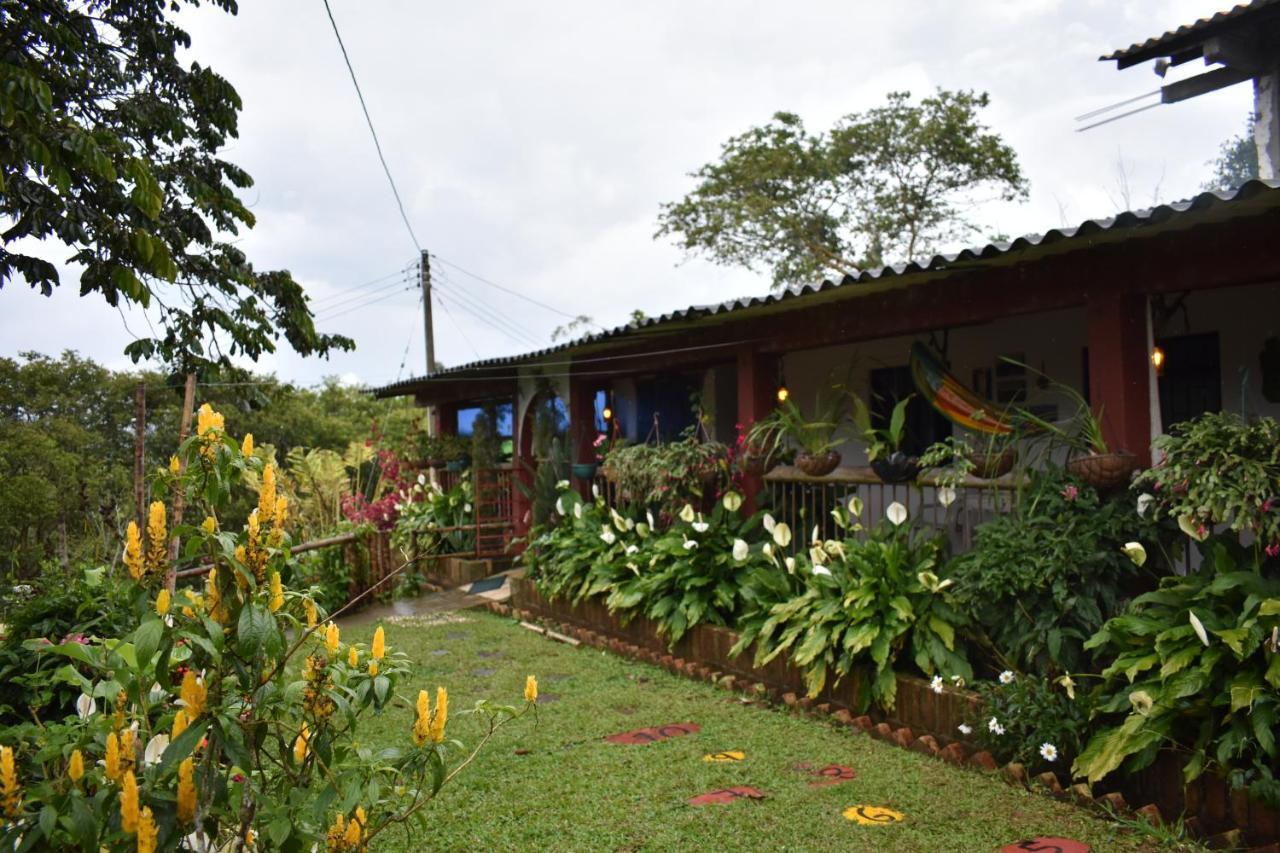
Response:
[470,571,1276,850]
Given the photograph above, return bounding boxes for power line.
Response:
[434,292,482,360]
[431,270,544,349]
[317,283,417,322]
[431,253,603,327]
[309,262,417,307]
[312,273,415,316]
[396,292,423,381]
[321,0,421,253]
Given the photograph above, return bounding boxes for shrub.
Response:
[0,404,533,850]
[391,476,476,557]
[947,467,1159,676]
[964,672,1093,774]
[1073,540,1280,805]
[733,499,971,711]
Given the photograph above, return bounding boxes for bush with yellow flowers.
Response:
[0,404,535,850]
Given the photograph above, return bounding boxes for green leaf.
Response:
[235,603,275,658]
[928,615,955,651]
[1259,598,1280,616]
[132,618,164,671]
[268,816,292,847]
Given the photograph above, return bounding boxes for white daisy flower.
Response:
[998,670,1015,685]
[1039,742,1059,762]
[957,723,972,735]
[988,717,1005,736]
[930,676,943,694]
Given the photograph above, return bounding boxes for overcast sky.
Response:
[1,0,1255,387]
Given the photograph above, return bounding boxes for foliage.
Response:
[0,564,134,725]
[852,394,912,462]
[1135,412,1280,559]
[1010,362,1108,455]
[0,403,532,850]
[391,476,476,557]
[601,430,729,511]
[526,487,769,643]
[1074,541,1280,805]
[948,468,1158,676]
[967,673,1094,773]
[749,387,851,458]
[656,90,1027,288]
[733,501,971,710]
[918,435,978,488]
[1204,117,1259,191]
[0,0,352,370]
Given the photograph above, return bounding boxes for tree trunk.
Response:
[133,381,146,529]
[166,372,197,591]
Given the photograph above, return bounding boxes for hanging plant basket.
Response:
[871,452,921,484]
[446,458,468,474]
[571,462,600,481]
[795,450,841,477]
[739,450,780,478]
[1067,451,1139,492]
[972,448,1015,480]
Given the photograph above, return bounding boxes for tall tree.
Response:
[1205,117,1259,191]
[0,0,353,369]
[657,90,1028,289]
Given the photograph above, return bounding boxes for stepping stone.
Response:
[536,692,560,704]
[842,805,905,825]
[544,673,572,683]
[604,723,700,745]
[1000,840,1090,853]
[702,750,745,762]
[476,649,504,659]
[688,786,765,806]
[446,631,468,640]
[471,668,496,678]
[807,764,856,786]
[430,649,450,656]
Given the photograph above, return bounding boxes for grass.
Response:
[346,610,1195,852]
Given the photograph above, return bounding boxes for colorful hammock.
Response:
[909,342,1016,435]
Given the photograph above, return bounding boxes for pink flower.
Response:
[1061,485,1079,502]
[1264,498,1275,513]
[1267,543,1279,559]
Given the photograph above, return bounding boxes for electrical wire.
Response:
[430,269,545,349]
[316,282,417,322]
[309,262,417,307]
[396,291,423,381]
[431,252,604,327]
[313,273,415,317]
[321,0,421,253]
[434,292,482,360]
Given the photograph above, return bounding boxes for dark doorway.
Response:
[870,365,950,456]
[1157,332,1221,428]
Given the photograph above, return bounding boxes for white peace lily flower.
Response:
[1178,514,1207,541]
[998,670,1015,685]
[417,473,426,485]
[683,539,699,550]
[847,495,864,517]
[784,556,797,573]
[732,539,749,562]
[772,523,792,548]
[647,510,656,529]
[935,578,954,591]
[1057,675,1077,700]
[463,503,472,513]
[1039,742,1059,762]
[1137,494,1154,517]
[611,509,627,532]
[148,683,166,704]
[957,723,972,735]
[692,520,710,534]
[600,529,617,545]
[625,517,635,530]
[937,486,957,508]
[679,504,697,523]
[722,491,743,512]
[951,675,966,688]
[1129,690,1155,716]
[592,483,600,500]
[627,562,639,574]
[143,733,169,767]
[625,545,639,555]
[75,694,95,720]
[886,502,908,526]
[762,513,776,534]
[555,497,565,516]
[573,503,583,520]
[809,545,827,566]
[1121,541,1147,567]
[823,540,845,560]
[811,564,832,577]
[1189,611,1210,646]
[930,676,943,694]
[917,570,940,591]
[811,525,820,544]
[635,523,650,539]
[556,479,570,491]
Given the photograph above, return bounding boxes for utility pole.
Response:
[421,250,435,376]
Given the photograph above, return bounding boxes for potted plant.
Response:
[439,434,470,473]
[571,431,609,481]
[767,394,848,477]
[919,433,1016,484]
[1012,374,1137,492]
[739,417,792,477]
[854,395,920,483]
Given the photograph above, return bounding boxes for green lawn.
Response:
[348,610,1187,852]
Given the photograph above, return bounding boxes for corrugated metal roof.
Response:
[372,179,1280,398]
[1101,0,1280,68]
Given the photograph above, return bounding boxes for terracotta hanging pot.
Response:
[972,448,1015,480]
[739,449,781,478]
[795,450,841,477]
[1067,451,1140,492]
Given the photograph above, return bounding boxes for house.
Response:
[374,5,1280,551]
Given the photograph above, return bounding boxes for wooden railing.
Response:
[763,465,1017,555]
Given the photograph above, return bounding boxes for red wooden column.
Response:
[736,347,779,513]
[567,372,597,499]
[1085,292,1152,465]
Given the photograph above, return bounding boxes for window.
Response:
[869,365,950,456]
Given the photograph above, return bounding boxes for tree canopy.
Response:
[0,0,353,369]
[656,89,1028,289]
[1205,117,1259,192]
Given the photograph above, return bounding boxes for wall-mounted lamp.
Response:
[776,383,790,403]
[1151,345,1166,376]
[602,405,613,421]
